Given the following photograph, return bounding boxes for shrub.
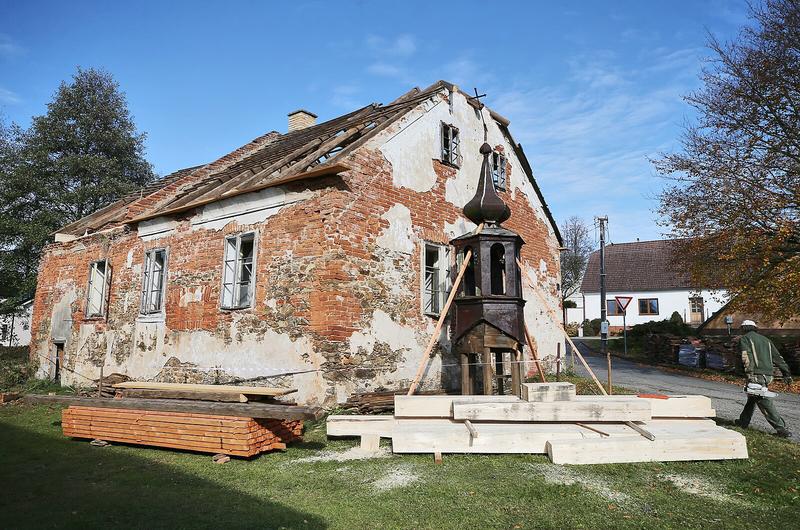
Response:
[669,311,684,324]
[582,318,602,336]
[628,317,692,338]
[0,358,36,391]
[565,322,580,336]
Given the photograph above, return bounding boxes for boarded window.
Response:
[86,260,110,317]
[423,243,450,316]
[221,233,256,309]
[441,123,462,166]
[141,249,167,314]
[492,152,507,190]
[638,298,659,315]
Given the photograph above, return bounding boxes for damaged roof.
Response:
[57,80,562,244]
[580,239,694,293]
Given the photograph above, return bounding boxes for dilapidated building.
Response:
[30,81,563,405]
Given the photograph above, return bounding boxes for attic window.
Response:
[492,152,507,190]
[86,259,110,317]
[221,232,255,310]
[140,249,167,315]
[441,123,462,167]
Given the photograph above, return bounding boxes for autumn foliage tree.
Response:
[655,0,800,322]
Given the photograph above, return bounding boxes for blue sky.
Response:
[0,0,750,243]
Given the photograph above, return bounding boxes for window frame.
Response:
[638,298,659,316]
[606,299,624,316]
[440,122,462,167]
[140,248,169,316]
[220,232,257,310]
[85,259,110,318]
[492,151,507,191]
[421,242,451,317]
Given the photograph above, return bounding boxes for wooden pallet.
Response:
[62,406,303,457]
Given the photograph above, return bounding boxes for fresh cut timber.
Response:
[452,399,652,422]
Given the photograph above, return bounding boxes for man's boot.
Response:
[775,428,793,438]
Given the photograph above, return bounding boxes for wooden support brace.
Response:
[434,452,443,465]
[625,421,656,441]
[575,423,610,437]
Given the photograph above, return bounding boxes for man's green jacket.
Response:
[740,331,791,377]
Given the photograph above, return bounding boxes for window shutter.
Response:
[103,262,113,318]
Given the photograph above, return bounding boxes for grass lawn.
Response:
[2,399,799,529]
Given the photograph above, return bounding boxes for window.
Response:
[606,300,624,316]
[490,243,506,295]
[690,297,704,313]
[86,260,110,317]
[141,249,167,315]
[441,123,462,166]
[0,323,7,342]
[638,298,659,315]
[221,233,255,309]
[423,243,450,316]
[492,152,507,190]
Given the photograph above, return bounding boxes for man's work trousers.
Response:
[738,374,787,431]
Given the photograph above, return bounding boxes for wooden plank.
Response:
[394,395,521,418]
[326,415,394,437]
[452,400,651,422]
[521,382,576,402]
[546,428,748,464]
[112,382,296,397]
[573,395,715,418]
[26,394,323,420]
[360,434,380,452]
[120,389,249,402]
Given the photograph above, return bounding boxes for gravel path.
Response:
[571,340,799,440]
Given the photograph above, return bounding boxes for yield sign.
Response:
[615,296,633,313]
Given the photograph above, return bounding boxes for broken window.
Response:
[460,246,480,297]
[492,152,507,190]
[86,259,110,317]
[141,249,168,315]
[221,232,256,309]
[423,243,450,316]
[638,298,659,315]
[441,123,462,166]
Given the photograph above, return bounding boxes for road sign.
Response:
[615,296,633,312]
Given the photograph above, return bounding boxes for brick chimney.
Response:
[288,109,317,132]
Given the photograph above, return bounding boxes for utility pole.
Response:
[597,216,611,394]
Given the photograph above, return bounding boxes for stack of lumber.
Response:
[27,382,322,458]
[327,383,748,465]
[62,406,302,457]
[342,388,443,414]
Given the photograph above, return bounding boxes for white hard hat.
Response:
[741,319,757,328]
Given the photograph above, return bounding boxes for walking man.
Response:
[736,320,793,437]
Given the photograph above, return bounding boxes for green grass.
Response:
[2,400,799,529]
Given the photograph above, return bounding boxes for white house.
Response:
[570,239,728,330]
[0,299,33,347]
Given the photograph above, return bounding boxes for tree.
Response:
[559,216,593,300]
[655,0,800,322]
[0,68,154,311]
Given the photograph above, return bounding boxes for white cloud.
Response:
[0,87,20,105]
[0,34,23,58]
[365,34,416,57]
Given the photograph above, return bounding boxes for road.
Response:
[570,340,799,439]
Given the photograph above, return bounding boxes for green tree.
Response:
[0,68,154,311]
[655,0,800,322]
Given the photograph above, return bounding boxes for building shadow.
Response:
[0,421,327,529]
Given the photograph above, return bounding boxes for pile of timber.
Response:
[327,383,748,465]
[27,382,323,458]
[62,407,302,457]
[342,388,443,414]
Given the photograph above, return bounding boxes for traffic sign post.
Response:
[615,296,633,358]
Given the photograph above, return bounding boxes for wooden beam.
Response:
[326,415,394,438]
[120,389,249,403]
[452,400,651,422]
[112,381,297,396]
[25,394,323,421]
[521,382,575,402]
[546,429,748,465]
[625,421,656,441]
[393,395,520,418]
[573,395,715,418]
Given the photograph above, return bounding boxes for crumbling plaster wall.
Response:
[29,86,562,405]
